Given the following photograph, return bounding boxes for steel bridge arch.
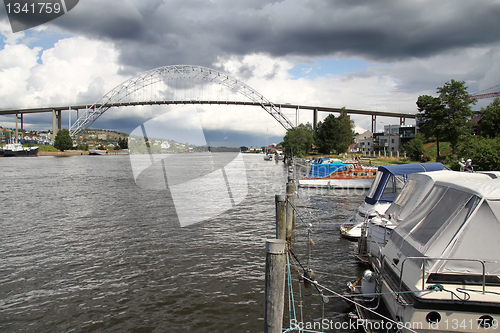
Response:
[69,65,294,138]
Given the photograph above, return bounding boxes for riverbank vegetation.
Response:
[284,80,500,171]
[409,80,500,170]
[281,108,354,158]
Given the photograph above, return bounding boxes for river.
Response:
[0,153,367,332]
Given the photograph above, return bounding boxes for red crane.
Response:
[471,84,500,99]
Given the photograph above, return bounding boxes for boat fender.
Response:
[360,270,376,296]
[303,268,315,286]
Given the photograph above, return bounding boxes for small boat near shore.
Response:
[89,148,108,155]
[298,158,377,189]
[340,163,449,241]
[350,177,500,333]
[1,143,38,157]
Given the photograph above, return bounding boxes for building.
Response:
[358,124,416,156]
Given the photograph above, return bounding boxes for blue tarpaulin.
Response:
[308,158,348,178]
[364,162,449,205]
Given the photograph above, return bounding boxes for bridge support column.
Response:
[313,108,318,130]
[371,115,376,133]
[15,114,18,143]
[400,117,405,125]
[57,111,62,130]
[295,106,299,127]
[52,110,58,140]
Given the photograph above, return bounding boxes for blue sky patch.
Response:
[289,58,368,79]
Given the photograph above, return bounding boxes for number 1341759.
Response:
[5,2,62,14]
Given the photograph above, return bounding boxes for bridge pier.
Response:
[52,110,62,139]
[313,108,318,130]
[371,115,376,133]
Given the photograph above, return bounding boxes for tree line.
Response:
[406,79,500,170]
[281,108,354,157]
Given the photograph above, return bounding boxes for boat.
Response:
[297,158,378,189]
[340,163,449,241]
[1,143,38,157]
[350,178,500,333]
[89,146,108,155]
[356,170,500,264]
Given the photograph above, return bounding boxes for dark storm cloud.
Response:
[52,0,500,73]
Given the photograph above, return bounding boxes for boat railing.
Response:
[398,257,487,295]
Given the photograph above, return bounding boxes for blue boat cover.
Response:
[308,159,347,178]
[364,162,449,205]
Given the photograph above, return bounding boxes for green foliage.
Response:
[456,135,500,171]
[314,110,354,154]
[282,123,314,158]
[118,137,128,149]
[53,129,73,151]
[76,144,88,151]
[37,145,59,152]
[403,133,425,161]
[480,97,500,138]
[417,95,446,159]
[436,79,476,151]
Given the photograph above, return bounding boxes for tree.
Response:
[480,97,500,138]
[281,123,314,158]
[416,95,446,159]
[436,79,477,151]
[118,137,129,149]
[54,129,73,151]
[403,133,425,161]
[314,110,354,154]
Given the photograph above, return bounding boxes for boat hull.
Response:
[89,149,108,155]
[298,177,374,189]
[3,148,38,157]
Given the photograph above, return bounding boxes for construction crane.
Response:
[471,84,500,99]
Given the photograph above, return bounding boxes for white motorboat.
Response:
[1,143,38,157]
[341,163,449,241]
[357,170,500,263]
[351,177,500,332]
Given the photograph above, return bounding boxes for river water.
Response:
[0,153,367,332]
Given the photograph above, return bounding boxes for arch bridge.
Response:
[0,65,417,137]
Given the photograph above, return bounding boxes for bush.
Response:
[456,136,500,171]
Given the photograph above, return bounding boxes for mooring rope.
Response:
[297,274,420,333]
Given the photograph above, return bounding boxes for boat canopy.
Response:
[390,178,500,275]
[364,162,448,205]
[385,170,496,222]
[308,159,347,178]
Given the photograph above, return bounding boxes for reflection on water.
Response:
[0,154,366,332]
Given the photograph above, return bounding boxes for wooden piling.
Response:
[285,175,295,239]
[264,239,287,333]
[275,195,286,240]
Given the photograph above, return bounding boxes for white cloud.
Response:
[0,35,125,110]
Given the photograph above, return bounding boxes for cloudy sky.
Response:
[1,0,500,147]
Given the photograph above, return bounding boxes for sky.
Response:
[1,0,500,147]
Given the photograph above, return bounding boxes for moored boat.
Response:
[298,158,377,189]
[340,163,449,241]
[356,170,500,264]
[1,143,38,157]
[89,148,108,155]
[351,177,500,332]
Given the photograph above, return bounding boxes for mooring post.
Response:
[264,239,287,333]
[286,174,296,239]
[275,195,286,240]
